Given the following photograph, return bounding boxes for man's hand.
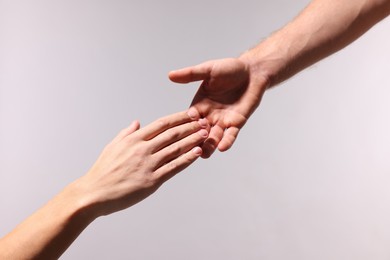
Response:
[169,58,269,158]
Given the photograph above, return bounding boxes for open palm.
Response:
[169,58,269,158]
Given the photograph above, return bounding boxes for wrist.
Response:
[239,24,307,88]
[0,179,99,259]
[238,40,285,89]
[60,177,101,223]
[238,49,275,90]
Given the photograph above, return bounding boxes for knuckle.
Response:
[142,175,158,188]
[123,136,137,146]
[169,143,182,155]
[184,152,196,164]
[167,128,181,140]
[189,134,202,145]
[188,69,195,81]
[191,121,200,131]
[167,161,178,171]
[132,145,147,157]
[165,154,193,173]
[156,118,169,129]
[130,160,158,186]
[132,173,157,191]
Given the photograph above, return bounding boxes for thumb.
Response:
[168,60,215,84]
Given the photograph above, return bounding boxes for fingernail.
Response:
[192,147,202,155]
[198,129,208,138]
[198,118,208,128]
[187,107,199,120]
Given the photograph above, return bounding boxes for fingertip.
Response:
[187,107,200,120]
[217,141,231,152]
[168,70,177,80]
[168,69,188,83]
[198,118,209,128]
[128,120,141,133]
[218,127,239,151]
[198,129,209,138]
[127,120,141,135]
[192,146,202,156]
[200,138,217,158]
[217,137,232,152]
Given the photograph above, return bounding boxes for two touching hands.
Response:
[78,57,269,217]
[0,57,269,260]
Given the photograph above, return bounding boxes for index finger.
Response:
[137,107,201,141]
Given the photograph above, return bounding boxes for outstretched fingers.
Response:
[153,127,209,183]
[152,127,208,170]
[149,118,209,153]
[154,146,203,184]
[136,108,201,141]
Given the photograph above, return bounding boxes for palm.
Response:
[170,58,267,158]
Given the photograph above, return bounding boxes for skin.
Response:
[0,108,209,260]
[2,0,390,258]
[169,0,390,158]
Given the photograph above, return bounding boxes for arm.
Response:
[169,0,390,158]
[241,0,390,86]
[0,109,209,259]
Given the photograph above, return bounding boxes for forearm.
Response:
[0,180,95,260]
[240,0,390,87]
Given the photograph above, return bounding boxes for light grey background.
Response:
[1,1,390,259]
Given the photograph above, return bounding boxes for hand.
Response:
[75,108,209,217]
[169,58,269,158]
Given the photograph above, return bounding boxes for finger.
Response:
[136,108,201,141]
[168,60,215,83]
[200,125,224,158]
[149,118,209,153]
[154,146,202,184]
[127,120,141,134]
[112,120,141,143]
[218,127,240,152]
[152,128,208,170]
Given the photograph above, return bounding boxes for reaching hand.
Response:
[79,109,209,217]
[169,58,269,158]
